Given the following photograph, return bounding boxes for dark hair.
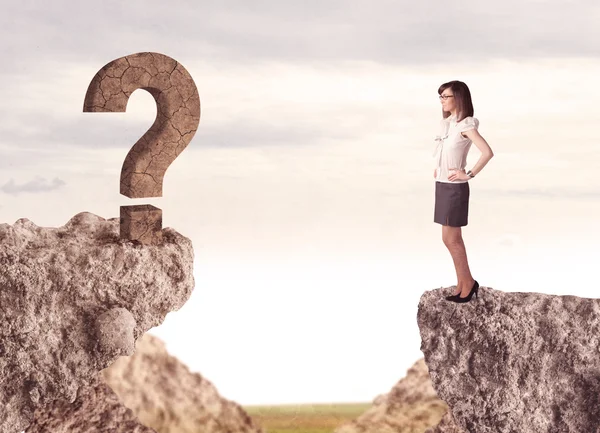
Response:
[438,80,474,122]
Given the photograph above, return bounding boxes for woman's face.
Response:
[439,88,456,114]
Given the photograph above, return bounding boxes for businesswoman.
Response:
[432,80,494,303]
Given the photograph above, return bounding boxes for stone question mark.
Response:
[83,52,200,245]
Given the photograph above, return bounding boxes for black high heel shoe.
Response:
[444,286,462,302]
[446,280,479,303]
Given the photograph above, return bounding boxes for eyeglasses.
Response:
[439,95,454,100]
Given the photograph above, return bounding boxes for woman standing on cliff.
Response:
[432,80,494,303]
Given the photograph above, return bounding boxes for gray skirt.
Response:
[434,181,470,227]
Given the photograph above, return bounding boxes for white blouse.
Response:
[432,114,479,183]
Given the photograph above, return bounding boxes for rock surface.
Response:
[0,212,195,433]
[25,375,157,433]
[333,358,448,433]
[101,333,265,433]
[418,285,600,433]
[424,411,465,433]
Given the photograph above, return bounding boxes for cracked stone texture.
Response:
[119,204,164,245]
[418,286,600,433]
[83,51,201,199]
[25,375,157,433]
[100,333,265,433]
[0,212,195,433]
[333,358,448,433]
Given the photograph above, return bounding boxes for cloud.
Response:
[0,115,349,152]
[1,0,598,71]
[2,0,599,164]
[0,177,66,196]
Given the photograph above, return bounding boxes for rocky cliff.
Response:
[0,212,195,432]
[418,285,600,433]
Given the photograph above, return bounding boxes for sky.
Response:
[1,0,600,406]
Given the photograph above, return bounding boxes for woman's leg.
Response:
[442,225,475,296]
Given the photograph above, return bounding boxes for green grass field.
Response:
[243,402,372,433]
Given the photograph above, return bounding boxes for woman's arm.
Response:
[463,129,494,176]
